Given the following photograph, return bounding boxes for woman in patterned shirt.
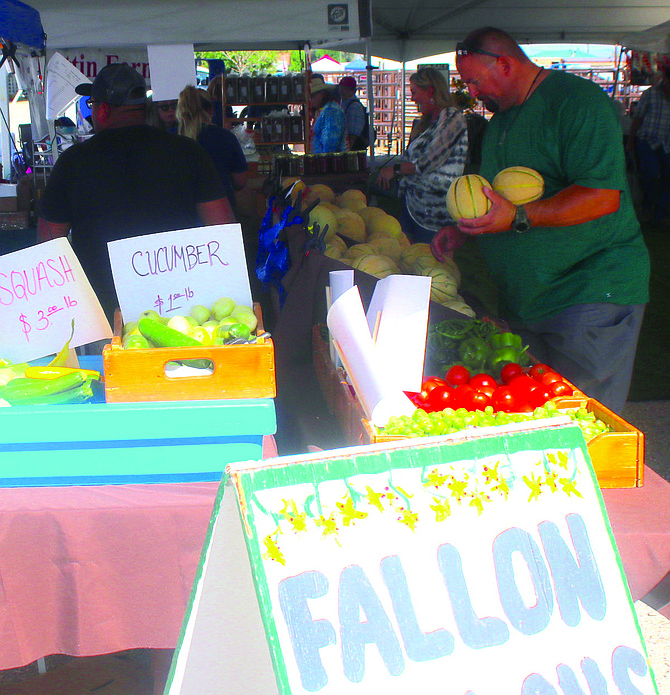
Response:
[377,68,468,243]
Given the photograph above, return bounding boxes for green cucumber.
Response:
[8,380,95,406]
[1,370,86,404]
[137,318,202,348]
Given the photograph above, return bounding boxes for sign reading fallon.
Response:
[167,421,658,694]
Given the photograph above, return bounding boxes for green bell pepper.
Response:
[458,337,491,372]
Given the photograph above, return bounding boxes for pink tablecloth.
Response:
[0,464,668,671]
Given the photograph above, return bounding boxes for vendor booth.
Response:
[2,0,670,692]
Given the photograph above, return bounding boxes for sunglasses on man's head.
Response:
[456,42,502,59]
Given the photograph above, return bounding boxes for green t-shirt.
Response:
[478,70,650,324]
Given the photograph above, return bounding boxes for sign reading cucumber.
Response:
[107,223,252,325]
[166,421,658,694]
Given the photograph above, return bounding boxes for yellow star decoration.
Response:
[544,470,560,492]
[547,451,570,470]
[383,488,397,503]
[262,533,285,566]
[398,508,419,531]
[482,461,501,485]
[424,468,449,489]
[469,490,491,515]
[490,478,510,500]
[430,497,452,522]
[337,495,368,527]
[447,478,469,501]
[315,513,340,539]
[279,499,308,533]
[523,472,543,502]
[364,486,385,513]
[558,477,583,498]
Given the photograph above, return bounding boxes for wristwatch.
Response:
[393,162,402,176]
[513,205,531,233]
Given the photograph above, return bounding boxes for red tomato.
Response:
[529,363,552,381]
[467,390,492,411]
[541,371,563,386]
[491,387,517,412]
[550,381,573,397]
[515,400,534,413]
[428,384,456,411]
[451,384,475,409]
[529,387,552,408]
[508,374,537,401]
[445,365,470,388]
[478,385,497,399]
[469,373,498,391]
[500,362,523,384]
[421,377,446,395]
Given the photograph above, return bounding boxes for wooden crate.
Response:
[103,303,275,403]
[361,398,644,489]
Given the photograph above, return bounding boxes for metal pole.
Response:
[365,39,376,172]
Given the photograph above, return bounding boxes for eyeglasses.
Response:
[159,103,177,112]
[86,99,100,108]
[455,42,502,59]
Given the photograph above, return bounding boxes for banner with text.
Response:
[0,238,112,363]
[166,421,657,694]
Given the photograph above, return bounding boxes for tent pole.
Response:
[401,61,406,155]
[365,39,376,172]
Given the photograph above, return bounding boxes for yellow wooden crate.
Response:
[361,398,644,489]
[103,303,276,403]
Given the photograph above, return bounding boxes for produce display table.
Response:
[0,464,668,672]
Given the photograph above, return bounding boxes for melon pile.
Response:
[286,181,475,317]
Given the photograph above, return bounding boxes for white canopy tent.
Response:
[27,0,670,61]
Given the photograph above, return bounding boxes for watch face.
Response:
[515,221,530,233]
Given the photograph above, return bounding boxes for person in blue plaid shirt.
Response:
[309,77,347,153]
[628,66,670,223]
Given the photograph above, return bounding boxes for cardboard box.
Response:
[103,303,276,403]
[0,357,276,488]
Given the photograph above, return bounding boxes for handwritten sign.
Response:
[166,421,658,694]
[0,238,112,363]
[107,224,253,323]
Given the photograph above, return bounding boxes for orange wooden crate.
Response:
[103,303,276,403]
[361,398,644,489]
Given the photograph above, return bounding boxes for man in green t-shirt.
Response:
[432,27,650,414]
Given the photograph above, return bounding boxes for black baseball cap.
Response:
[75,63,147,106]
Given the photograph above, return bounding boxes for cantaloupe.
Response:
[421,266,459,303]
[368,214,404,239]
[446,174,492,220]
[492,166,544,205]
[344,243,378,261]
[368,236,404,264]
[357,206,387,228]
[336,189,367,211]
[304,183,336,206]
[356,255,399,279]
[335,209,366,242]
[308,204,338,238]
[399,243,433,273]
[324,245,343,259]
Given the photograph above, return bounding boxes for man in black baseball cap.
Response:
[74,63,147,133]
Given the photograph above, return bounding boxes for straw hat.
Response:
[310,77,335,94]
